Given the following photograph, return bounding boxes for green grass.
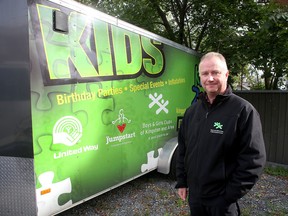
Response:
[176,198,187,208]
[241,207,252,216]
[264,165,288,178]
[266,201,288,216]
[159,189,169,198]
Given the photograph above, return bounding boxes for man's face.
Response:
[199,56,229,96]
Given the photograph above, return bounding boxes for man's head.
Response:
[199,52,229,99]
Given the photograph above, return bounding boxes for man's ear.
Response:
[226,70,230,77]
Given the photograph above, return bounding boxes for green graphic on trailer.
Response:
[29,2,200,214]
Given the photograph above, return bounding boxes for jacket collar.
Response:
[199,85,232,106]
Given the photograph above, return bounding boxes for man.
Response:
[175,52,266,215]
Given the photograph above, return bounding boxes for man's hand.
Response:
[178,188,188,200]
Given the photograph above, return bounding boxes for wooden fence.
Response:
[235,91,288,165]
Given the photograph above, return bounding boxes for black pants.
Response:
[188,197,240,216]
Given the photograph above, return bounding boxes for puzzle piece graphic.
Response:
[34,135,53,161]
[36,171,72,216]
[29,14,117,212]
[32,89,76,155]
[30,32,71,111]
[141,148,163,172]
[73,82,114,123]
[135,75,151,97]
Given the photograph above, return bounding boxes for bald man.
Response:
[176,52,266,216]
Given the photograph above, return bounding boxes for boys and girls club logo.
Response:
[210,121,224,134]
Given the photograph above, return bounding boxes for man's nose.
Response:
[208,74,214,81]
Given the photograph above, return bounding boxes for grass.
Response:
[264,164,288,178]
[261,164,288,216]
[241,207,252,216]
[240,164,288,216]
[176,198,187,208]
[159,189,169,198]
[266,201,288,216]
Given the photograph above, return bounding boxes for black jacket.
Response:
[176,86,266,204]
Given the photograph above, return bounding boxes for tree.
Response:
[84,0,161,34]
[75,0,288,90]
[245,2,288,89]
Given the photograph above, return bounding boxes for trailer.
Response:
[0,0,200,215]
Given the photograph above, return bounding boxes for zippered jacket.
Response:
[176,86,266,204]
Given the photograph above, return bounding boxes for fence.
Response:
[235,91,288,165]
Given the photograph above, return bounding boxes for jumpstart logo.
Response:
[106,109,135,145]
[53,116,82,146]
[112,109,131,133]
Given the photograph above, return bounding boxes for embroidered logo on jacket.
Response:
[210,122,224,134]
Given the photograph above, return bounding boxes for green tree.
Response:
[75,0,288,90]
[245,3,288,89]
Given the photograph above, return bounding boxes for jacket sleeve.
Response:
[224,106,266,203]
[175,117,188,189]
